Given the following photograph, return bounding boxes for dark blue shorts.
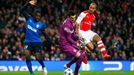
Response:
[24,42,43,52]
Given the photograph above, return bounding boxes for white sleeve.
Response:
[64,27,74,33]
[76,12,87,25]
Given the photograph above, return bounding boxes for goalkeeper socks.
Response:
[37,59,45,68]
[97,40,107,56]
[74,52,84,75]
[74,71,78,75]
[26,60,33,75]
[67,57,77,68]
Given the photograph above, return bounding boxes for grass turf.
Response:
[0,71,134,75]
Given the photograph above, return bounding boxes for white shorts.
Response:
[79,29,97,45]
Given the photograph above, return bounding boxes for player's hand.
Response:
[29,0,37,5]
[103,54,111,60]
[73,33,79,40]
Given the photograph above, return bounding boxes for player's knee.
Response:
[89,45,94,50]
[25,54,30,60]
[35,52,41,60]
[24,50,31,60]
[93,35,101,42]
[75,51,81,58]
[76,51,85,59]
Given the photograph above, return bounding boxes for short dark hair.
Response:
[34,9,41,14]
[68,10,75,17]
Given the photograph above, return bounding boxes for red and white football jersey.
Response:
[76,10,95,31]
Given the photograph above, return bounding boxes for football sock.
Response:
[67,57,77,68]
[37,59,45,68]
[74,52,84,75]
[26,60,33,75]
[97,40,107,56]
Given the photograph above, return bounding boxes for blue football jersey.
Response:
[25,17,45,42]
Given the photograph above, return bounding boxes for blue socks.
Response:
[26,59,45,75]
[26,60,33,75]
[37,59,45,68]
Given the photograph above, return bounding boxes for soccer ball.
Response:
[64,68,73,75]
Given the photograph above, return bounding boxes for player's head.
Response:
[34,10,41,21]
[89,2,97,14]
[68,11,76,23]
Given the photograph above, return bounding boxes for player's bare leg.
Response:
[86,42,94,50]
[25,50,34,75]
[35,52,47,75]
[93,35,111,60]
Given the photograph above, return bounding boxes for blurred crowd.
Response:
[0,0,134,61]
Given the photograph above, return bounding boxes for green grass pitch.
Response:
[0,71,134,75]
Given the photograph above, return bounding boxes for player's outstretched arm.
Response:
[74,22,79,34]
[20,0,37,19]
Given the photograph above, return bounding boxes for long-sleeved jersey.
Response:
[20,3,46,42]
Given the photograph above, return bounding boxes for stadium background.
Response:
[0,0,134,75]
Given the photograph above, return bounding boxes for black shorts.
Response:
[24,42,43,52]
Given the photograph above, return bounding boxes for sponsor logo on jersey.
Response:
[27,25,37,32]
